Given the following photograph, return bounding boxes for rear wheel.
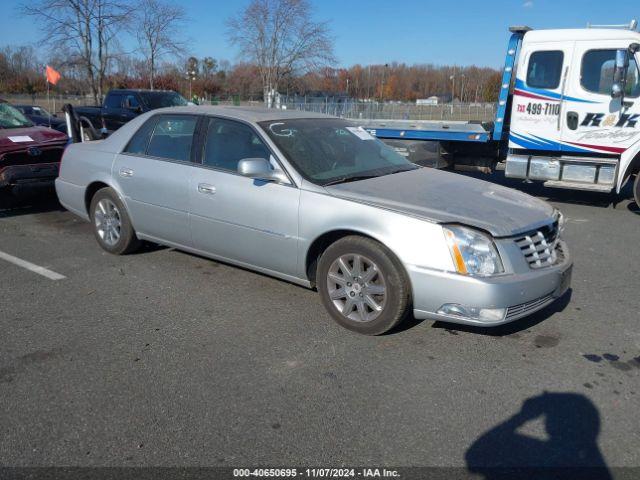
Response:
[317,236,411,335]
[89,187,141,255]
[634,173,640,209]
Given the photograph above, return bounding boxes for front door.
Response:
[559,42,640,156]
[510,40,575,151]
[113,113,199,247]
[189,117,300,277]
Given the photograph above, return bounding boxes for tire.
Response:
[634,173,640,209]
[89,187,141,255]
[317,235,411,335]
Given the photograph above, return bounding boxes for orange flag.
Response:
[46,65,61,85]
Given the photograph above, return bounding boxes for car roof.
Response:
[152,105,337,123]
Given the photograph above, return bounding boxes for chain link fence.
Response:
[2,92,498,123]
[280,101,497,122]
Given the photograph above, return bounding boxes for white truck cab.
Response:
[506,24,640,198]
[360,21,640,207]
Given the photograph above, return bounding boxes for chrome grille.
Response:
[506,293,555,320]
[515,221,560,269]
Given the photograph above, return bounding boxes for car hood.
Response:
[324,167,556,237]
[0,126,67,152]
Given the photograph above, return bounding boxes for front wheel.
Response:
[634,174,640,209]
[317,236,411,335]
[89,187,141,255]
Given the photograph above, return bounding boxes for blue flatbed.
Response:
[359,120,493,143]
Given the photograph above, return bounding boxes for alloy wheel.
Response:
[326,253,387,322]
[94,198,122,247]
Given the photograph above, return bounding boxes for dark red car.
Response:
[0,99,68,189]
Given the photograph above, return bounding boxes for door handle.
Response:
[197,183,216,195]
[566,111,579,131]
[119,167,134,177]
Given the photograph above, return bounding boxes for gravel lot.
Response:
[1,173,639,474]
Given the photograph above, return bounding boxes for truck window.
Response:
[124,95,140,108]
[105,93,124,109]
[581,50,640,97]
[526,51,564,89]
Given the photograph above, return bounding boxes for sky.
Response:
[1,0,639,68]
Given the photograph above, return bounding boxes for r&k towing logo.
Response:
[581,113,639,128]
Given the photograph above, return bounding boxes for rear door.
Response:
[113,113,199,247]
[189,116,300,277]
[560,41,640,155]
[510,40,575,151]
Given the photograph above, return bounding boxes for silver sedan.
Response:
[56,106,572,335]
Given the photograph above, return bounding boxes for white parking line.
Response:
[0,250,66,281]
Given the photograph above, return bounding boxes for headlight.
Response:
[443,225,504,277]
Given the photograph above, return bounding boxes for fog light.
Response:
[436,304,506,322]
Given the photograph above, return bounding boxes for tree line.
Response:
[0,0,501,104]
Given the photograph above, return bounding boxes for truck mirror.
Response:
[612,49,629,99]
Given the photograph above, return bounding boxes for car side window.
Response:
[581,49,640,97]
[146,115,198,162]
[526,51,564,89]
[105,93,124,109]
[202,118,270,172]
[124,116,158,155]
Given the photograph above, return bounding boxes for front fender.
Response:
[617,139,640,193]
[298,189,454,280]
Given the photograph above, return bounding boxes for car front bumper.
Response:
[409,241,572,326]
[0,163,59,187]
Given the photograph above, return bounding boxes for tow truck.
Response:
[361,20,640,206]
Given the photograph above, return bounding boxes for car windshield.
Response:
[0,102,33,128]
[139,91,188,109]
[258,118,417,185]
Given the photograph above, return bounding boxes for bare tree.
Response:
[134,0,186,90]
[21,0,130,103]
[226,0,335,107]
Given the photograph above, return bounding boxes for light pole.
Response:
[460,74,466,103]
[185,68,197,100]
[381,63,389,104]
[185,57,198,101]
[450,72,455,115]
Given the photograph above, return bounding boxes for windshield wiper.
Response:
[322,174,381,186]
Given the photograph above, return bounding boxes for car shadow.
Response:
[429,288,572,337]
[0,185,64,218]
[465,392,611,480]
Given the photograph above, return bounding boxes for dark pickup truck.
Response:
[75,89,188,134]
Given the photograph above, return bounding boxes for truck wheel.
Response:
[317,236,411,335]
[634,174,640,209]
[89,187,141,255]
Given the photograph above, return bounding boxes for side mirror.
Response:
[612,49,630,99]
[237,157,289,184]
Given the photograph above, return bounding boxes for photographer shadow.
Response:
[465,392,611,480]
